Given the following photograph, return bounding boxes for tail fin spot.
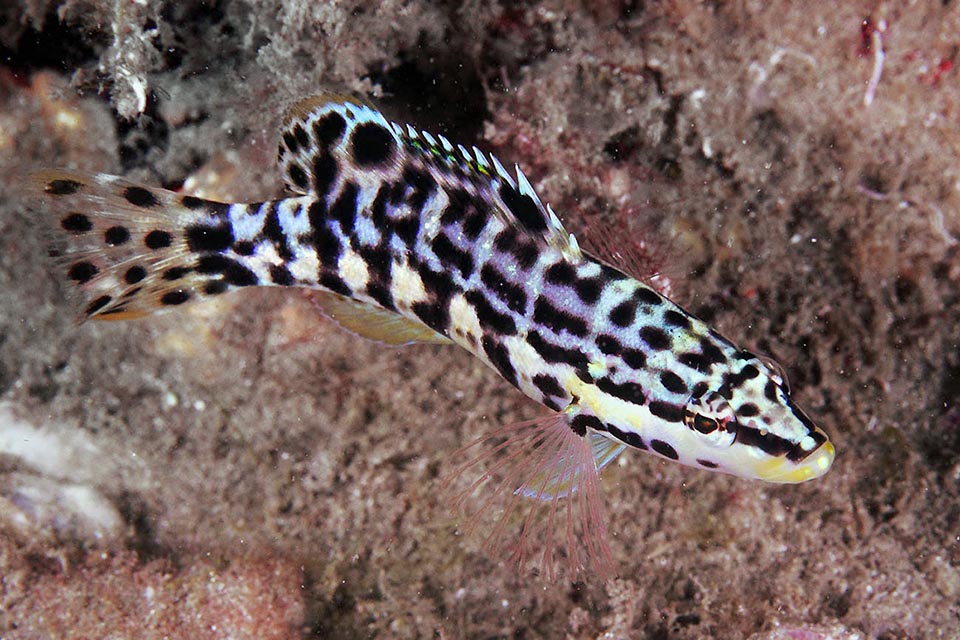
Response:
[61,213,92,233]
[104,226,130,246]
[145,230,173,249]
[47,179,82,195]
[86,295,111,315]
[124,266,147,284]
[68,261,98,283]
[123,186,160,208]
[185,223,234,252]
[160,290,190,306]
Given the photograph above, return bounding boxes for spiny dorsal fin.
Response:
[278,93,583,261]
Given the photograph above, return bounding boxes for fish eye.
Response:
[684,391,738,448]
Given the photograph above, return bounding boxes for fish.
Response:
[30,93,835,573]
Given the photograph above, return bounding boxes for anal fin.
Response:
[305,290,451,346]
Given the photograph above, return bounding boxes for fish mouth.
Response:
[755,440,836,484]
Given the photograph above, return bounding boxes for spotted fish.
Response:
[31,94,834,571]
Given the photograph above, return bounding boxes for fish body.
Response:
[33,94,834,569]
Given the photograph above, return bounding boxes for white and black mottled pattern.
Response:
[32,94,834,486]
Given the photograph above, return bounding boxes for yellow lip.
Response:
[755,441,836,484]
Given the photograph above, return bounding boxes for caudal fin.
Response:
[28,170,239,320]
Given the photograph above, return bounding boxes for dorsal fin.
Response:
[279,93,583,262]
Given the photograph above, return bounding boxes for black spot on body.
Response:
[737,403,759,417]
[570,414,605,436]
[412,300,448,334]
[186,223,234,252]
[319,272,352,296]
[527,331,589,370]
[331,183,359,232]
[233,240,256,256]
[161,289,190,305]
[701,339,727,365]
[664,309,691,329]
[532,374,565,398]
[764,379,779,401]
[649,401,684,423]
[162,266,192,281]
[204,280,228,295]
[462,210,487,240]
[660,370,688,394]
[481,335,517,387]
[493,228,539,270]
[597,377,646,405]
[181,195,205,209]
[432,234,474,278]
[312,153,338,196]
[366,282,394,310]
[351,122,395,166]
[440,201,465,226]
[356,244,392,278]
[596,334,622,355]
[47,179,82,195]
[545,262,576,286]
[480,265,527,313]
[86,295,111,315]
[499,184,546,232]
[599,264,631,282]
[124,265,147,284]
[196,255,258,287]
[606,423,646,450]
[534,298,587,337]
[635,287,662,306]
[370,185,389,229]
[740,364,760,379]
[736,427,793,458]
[697,459,719,469]
[575,277,603,305]
[651,439,679,460]
[263,205,294,261]
[124,186,159,208]
[144,230,172,249]
[465,290,516,335]
[68,261,97,283]
[691,381,709,399]
[622,349,647,369]
[394,216,420,246]
[314,112,347,147]
[679,352,712,373]
[61,213,92,233]
[640,326,671,350]
[104,226,130,246]
[513,241,539,270]
[403,168,436,213]
[609,300,637,327]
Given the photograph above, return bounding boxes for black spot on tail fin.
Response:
[27,169,248,321]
